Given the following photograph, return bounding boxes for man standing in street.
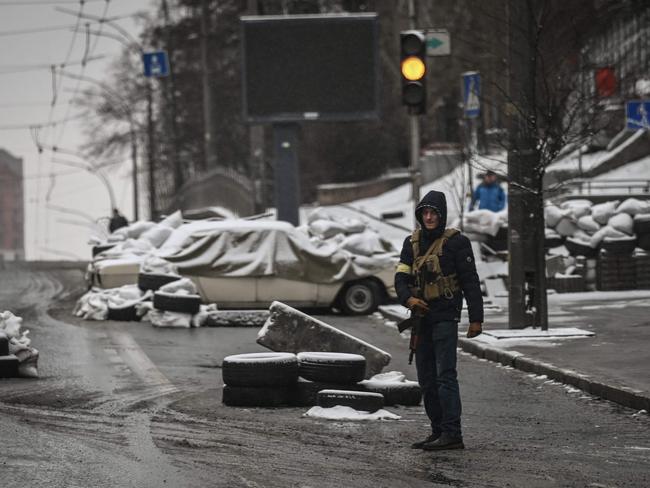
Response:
[395,190,484,450]
[469,170,506,212]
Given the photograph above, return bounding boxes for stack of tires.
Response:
[222,353,299,407]
[141,273,203,316]
[634,215,650,251]
[221,351,421,410]
[634,251,650,290]
[596,250,637,291]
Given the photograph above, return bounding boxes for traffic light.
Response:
[400,30,427,114]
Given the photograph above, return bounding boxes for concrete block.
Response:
[483,347,500,363]
[512,356,538,374]
[0,355,19,378]
[257,301,391,377]
[0,332,8,357]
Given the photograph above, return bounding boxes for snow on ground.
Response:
[303,406,401,421]
[594,154,650,181]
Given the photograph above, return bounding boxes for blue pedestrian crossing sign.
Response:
[626,100,650,130]
[143,51,169,78]
[462,71,481,118]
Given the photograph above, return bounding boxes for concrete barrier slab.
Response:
[257,301,391,377]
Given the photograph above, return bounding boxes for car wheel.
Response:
[317,389,384,412]
[222,352,299,387]
[339,280,381,315]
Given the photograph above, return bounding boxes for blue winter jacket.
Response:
[470,183,506,212]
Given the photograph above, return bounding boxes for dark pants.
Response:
[415,320,462,438]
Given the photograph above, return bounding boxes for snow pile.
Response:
[0,311,39,378]
[73,285,149,320]
[140,255,179,276]
[462,209,507,237]
[359,370,418,386]
[303,405,401,421]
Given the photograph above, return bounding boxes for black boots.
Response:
[421,433,464,450]
[411,433,440,449]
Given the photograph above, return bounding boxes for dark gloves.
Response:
[406,297,430,316]
[466,321,483,338]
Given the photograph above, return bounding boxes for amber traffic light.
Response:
[400,30,426,114]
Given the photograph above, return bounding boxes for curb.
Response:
[378,306,650,412]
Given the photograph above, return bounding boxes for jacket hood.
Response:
[415,190,447,239]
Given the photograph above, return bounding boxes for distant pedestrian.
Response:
[108,208,128,233]
[469,170,506,212]
[395,190,484,451]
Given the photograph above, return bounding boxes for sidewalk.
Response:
[379,289,650,412]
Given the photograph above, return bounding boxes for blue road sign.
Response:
[462,71,481,118]
[626,100,650,130]
[143,51,169,78]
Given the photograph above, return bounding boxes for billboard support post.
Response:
[272,123,301,226]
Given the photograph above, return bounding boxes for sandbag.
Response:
[589,225,626,247]
[159,210,184,229]
[561,200,592,219]
[608,213,634,235]
[616,198,650,216]
[577,215,600,233]
[591,201,619,225]
[545,205,567,228]
[140,224,174,248]
[555,217,579,237]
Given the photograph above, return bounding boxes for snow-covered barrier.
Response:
[257,301,391,377]
[0,311,39,378]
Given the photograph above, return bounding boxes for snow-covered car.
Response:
[87,219,398,315]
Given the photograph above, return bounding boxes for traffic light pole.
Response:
[410,113,421,210]
[272,123,301,226]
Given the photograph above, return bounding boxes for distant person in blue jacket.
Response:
[469,170,506,212]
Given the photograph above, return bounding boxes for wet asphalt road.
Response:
[0,266,649,487]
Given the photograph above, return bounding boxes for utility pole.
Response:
[507,0,548,330]
[200,0,217,169]
[408,0,421,219]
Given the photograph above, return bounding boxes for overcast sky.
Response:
[0,0,154,260]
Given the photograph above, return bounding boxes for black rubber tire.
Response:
[638,234,650,251]
[544,235,564,249]
[601,238,637,256]
[153,291,202,314]
[92,243,116,257]
[0,355,19,378]
[107,304,141,322]
[360,381,422,406]
[317,389,384,412]
[290,378,362,407]
[222,385,292,407]
[297,352,366,385]
[564,238,598,258]
[633,216,650,236]
[338,280,381,315]
[137,272,181,292]
[222,352,298,387]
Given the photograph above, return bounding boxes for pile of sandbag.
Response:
[0,311,39,378]
[545,198,650,255]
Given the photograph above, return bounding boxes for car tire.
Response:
[290,378,362,407]
[107,304,141,322]
[338,280,381,315]
[297,352,366,385]
[138,272,181,292]
[153,291,202,315]
[317,389,384,412]
[360,381,422,406]
[222,352,299,387]
[222,385,292,407]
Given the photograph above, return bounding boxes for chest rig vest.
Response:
[412,227,461,300]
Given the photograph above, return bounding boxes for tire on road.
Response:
[137,272,181,292]
[153,291,202,315]
[107,304,141,322]
[601,237,637,256]
[222,352,299,387]
[337,279,382,315]
[297,352,366,385]
[222,385,292,407]
[317,389,384,412]
[290,378,362,407]
[360,381,422,406]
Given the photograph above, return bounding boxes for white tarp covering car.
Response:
[87,214,398,315]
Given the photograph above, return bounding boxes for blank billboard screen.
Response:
[241,14,380,123]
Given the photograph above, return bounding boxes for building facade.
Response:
[0,149,25,261]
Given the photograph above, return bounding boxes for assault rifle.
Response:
[397,286,425,365]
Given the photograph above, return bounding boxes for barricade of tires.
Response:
[221,351,421,410]
[596,250,637,291]
[634,251,650,289]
